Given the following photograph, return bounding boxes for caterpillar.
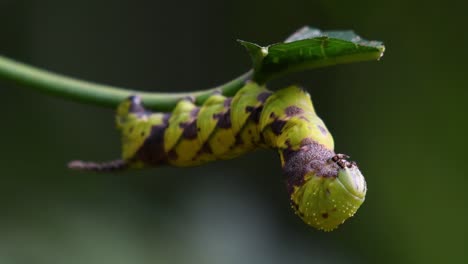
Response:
[69,82,367,231]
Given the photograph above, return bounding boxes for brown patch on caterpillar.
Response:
[285,106,304,117]
[321,213,329,219]
[128,96,147,116]
[196,143,213,157]
[200,143,213,154]
[317,125,328,136]
[164,113,171,123]
[235,134,244,145]
[300,138,314,146]
[282,142,337,194]
[224,98,233,107]
[245,106,263,123]
[271,119,287,135]
[190,107,200,118]
[269,112,277,119]
[168,149,178,160]
[180,121,198,139]
[259,132,265,144]
[213,109,232,129]
[330,154,358,170]
[257,92,272,103]
[136,118,170,165]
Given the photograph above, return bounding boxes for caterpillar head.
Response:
[282,143,367,231]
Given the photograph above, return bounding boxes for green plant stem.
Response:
[0,55,253,111]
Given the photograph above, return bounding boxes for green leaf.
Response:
[239,26,385,83]
[0,26,384,111]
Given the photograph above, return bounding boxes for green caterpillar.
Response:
[69,82,367,231]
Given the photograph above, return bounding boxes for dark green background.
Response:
[0,0,466,263]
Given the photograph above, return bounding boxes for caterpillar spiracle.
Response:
[69,82,367,231]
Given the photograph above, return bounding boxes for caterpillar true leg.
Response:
[69,82,367,231]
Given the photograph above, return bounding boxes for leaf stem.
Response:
[0,55,253,111]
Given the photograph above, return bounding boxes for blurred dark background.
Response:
[0,0,466,263]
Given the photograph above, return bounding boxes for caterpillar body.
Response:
[69,82,367,231]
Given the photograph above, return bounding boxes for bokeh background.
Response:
[0,0,467,263]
